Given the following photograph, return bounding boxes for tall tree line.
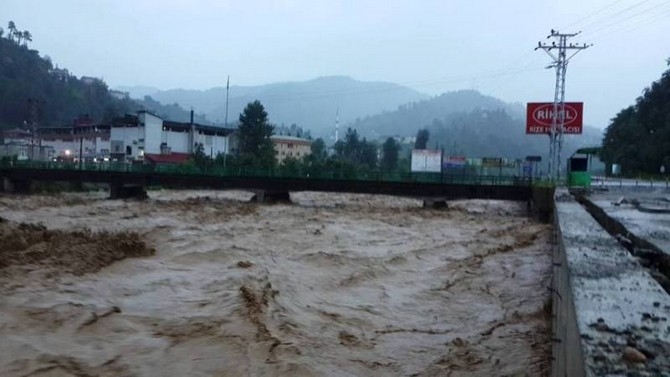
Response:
[2,21,32,47]
[601,60,670,175]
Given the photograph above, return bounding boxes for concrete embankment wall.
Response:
[551,190,670,376]
[551,193,587,377]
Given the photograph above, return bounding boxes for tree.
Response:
[237,100,275,167]
[7,21,15,42]
[334,128,362,163]
[332,128,379,169]
[0,27,4,38]
[415,128,430,149]
[359,138,378,168]
[381,137,399,171]
[21,30,31,46]
[307,138,327,163]
[601,59,670,175]
[13,29,23,45]
[192,142,211,168]
[280,156,302,175]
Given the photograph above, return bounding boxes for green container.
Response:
[568,171,591,187]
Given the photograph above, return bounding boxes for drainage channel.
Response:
[574,194,670,295]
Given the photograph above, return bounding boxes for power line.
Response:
[561,0,627,30]
[591,5,670,42]
[485,55,545,96]
[586,0,670,37]
[555,0,670,44]
[576,0,653,31]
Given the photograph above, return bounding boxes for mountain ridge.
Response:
[115,76,430,137]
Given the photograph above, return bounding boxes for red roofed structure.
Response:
[144,152,191,165]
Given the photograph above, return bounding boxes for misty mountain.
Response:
[117,76,429,138]
[348,90,602,161]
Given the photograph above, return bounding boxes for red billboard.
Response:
[526,102,583,134]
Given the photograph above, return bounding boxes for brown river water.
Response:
[0,190,551,377]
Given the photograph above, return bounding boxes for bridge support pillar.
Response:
[109,184,147,200]
[251,190,291,204]
[532,186,555,223]
[422,198,448,209]
[2,177,31,194]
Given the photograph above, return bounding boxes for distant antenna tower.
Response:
[335,107,340,143]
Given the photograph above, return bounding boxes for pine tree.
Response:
[237,100,275,168]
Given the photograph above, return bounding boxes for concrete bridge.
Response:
[0,162,552,214]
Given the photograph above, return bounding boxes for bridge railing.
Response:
[1,160,532,187]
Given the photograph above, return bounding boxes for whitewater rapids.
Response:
[0,190,551,376]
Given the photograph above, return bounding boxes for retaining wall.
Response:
[551,189,670,376]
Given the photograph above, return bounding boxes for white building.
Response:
[0,142,54,161]
[2,112,234,164]
[39,124,111,160]
[1,128,33,144]
[0,120,108,162]
[110,111,235,163]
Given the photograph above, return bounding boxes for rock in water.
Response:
[622,346,647,363]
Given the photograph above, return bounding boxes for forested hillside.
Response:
[349,90,524,138]
[349,90,602,159]
[0,22,205,129]
[601,60,670,175]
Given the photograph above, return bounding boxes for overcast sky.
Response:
[4,0,670,128]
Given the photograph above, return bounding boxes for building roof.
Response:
[163,121,236,136]
[0,141,30,146]
[574,146,602,156]
[144,152,191,165]
[1,128,32,138]
[270,135,313,145]
[112,114,139,126]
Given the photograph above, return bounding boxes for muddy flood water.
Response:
[0,190,552,377]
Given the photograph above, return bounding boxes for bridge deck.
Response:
[0,162,533,201]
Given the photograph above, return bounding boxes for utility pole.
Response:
[224,75,230,169]
[27,98,39,160]
[535,30,590,183]
[224,75,230,129]
[335,107,340,143]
